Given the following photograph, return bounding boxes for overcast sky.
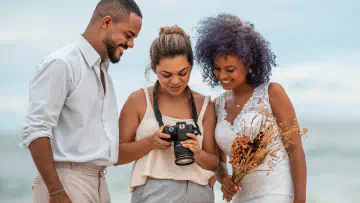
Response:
[1,0,359,132]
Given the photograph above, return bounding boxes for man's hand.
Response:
[29,138,67,202]
[49,190,72,203]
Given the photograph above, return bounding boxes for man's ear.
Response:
[101,16,113,30]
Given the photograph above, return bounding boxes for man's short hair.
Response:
[92,0,142,22]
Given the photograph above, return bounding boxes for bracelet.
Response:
[49,189,65,196]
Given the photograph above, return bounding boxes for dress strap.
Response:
[214,92,227,121]
[198,96,210,122]
[251,82,272,114]
[142,86,153,114]
[263,83,271,103]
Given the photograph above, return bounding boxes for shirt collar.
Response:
[102,59,110,71]
[77,35,102,68]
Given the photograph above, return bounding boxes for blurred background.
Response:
[1,0,359,202]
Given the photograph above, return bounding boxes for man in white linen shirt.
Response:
[19,1,142,203]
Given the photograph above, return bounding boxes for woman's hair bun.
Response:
[159,25,190,40]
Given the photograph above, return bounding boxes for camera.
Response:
[162,121,200,166]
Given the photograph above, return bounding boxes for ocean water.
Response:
[0,119,358,203]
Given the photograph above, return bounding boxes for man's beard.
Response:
[104,39,121,64]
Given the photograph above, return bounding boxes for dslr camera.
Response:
[162,121,200,166]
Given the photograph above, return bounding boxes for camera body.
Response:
[162,121,200,166]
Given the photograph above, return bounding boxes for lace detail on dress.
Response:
[215,92,227,121]
[215,83,272,130]
[242,83,272,115]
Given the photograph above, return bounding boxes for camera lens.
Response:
[175,156,195,166]
[173,141,195,166]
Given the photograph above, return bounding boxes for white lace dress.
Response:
[215,83,294,203]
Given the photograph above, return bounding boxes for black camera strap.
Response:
[153,80,202,135]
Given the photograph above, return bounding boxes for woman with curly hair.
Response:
[117,25,217,203]
[195,14,307,203]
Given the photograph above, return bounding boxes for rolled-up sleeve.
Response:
[20,58,72,148]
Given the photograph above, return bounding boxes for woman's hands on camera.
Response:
[148,126,172,150]
[181,133,202,157]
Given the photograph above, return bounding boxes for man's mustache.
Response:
[109,44,128,51]
[104,39,128,50]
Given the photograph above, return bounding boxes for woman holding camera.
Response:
[115,25,218,203]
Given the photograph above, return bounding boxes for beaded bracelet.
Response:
[49,189,65,196]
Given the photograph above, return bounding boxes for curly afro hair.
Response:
[194,13,276,88]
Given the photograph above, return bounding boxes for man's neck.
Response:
[82,28,107,61]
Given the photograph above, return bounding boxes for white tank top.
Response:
[129,87,215,191]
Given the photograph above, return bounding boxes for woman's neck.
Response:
[158,85,188,100]
[231,82,254,98]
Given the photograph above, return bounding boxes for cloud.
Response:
[1,0,359,131]
[271,57,360,105]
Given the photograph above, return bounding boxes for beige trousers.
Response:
[32,162,111,203]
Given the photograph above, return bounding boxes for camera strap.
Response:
[153,80,202,135]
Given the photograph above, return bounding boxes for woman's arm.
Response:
[181,101,218,171]
[215,147,229,183]
[216,146,240,199]
[115,90,171,166]
[269,82,307,203]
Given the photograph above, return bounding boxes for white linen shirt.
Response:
[20,36,119,166]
